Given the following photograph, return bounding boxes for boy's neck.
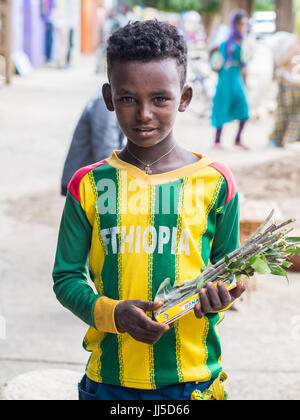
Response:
[118,136,201,175]
[127,135,176,163]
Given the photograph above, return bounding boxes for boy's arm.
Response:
[52,190,120,333]
[210,190,240,266]
[209,174,241,312]
[54,173,170,344]
[194,183,244,318]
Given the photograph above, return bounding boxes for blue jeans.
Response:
[78,375,214,400]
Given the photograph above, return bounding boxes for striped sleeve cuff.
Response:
[93,297,124,334]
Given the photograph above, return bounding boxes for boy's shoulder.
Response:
[67,153,237,207]
[68,159,110,202]
[208,160,237,205]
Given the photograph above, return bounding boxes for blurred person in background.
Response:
[61,93,124,196]
[269,13,300,148]
[47,0,77,69]
[49,5,68,68]
[65,27,74,68]
[41,0,54,62]
[211,9,250,150]
[95,7,120,74]
[117,2,136,27]
[64,0,77,68]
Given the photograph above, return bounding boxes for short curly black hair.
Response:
[107,20,188,87]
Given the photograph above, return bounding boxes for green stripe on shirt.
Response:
[88,166,122,386]
[152,179,183,388]
[52,191,100,328]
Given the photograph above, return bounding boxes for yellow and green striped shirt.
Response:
[53,151,240,390]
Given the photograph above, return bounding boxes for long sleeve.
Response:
[210,190,240,265]
[52,190,120,333]
[208,164,240,313]
[53,191,98,327]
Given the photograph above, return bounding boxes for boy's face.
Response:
[103,58,192,148]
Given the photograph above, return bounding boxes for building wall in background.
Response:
[10,0,117,68]
[81,0,118,54]
[81,0,94,53]
[23,0,45,67]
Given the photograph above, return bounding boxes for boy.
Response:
[52,20,245,400]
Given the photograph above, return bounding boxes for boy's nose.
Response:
[136,104,153,122]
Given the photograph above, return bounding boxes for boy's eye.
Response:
[154,97,169,104]
[120,97,135,103]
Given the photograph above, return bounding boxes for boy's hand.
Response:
[194,281,246,319]
[114,300,170,345]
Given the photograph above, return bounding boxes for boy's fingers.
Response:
[199,289,213,313]
[194,302,204,319]
[230,281,246,299]
[130,328,160,345]
[217,282,233,306]
[136,308,169,332]
[135,300,170,331]
[132,319,169,344]
[134,300,164,312]
[206,282,222,309]
[151,300,165,310]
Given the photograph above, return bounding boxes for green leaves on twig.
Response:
[286,237,300,243]
[155,211,298,315]
[221,239,298,283]
[249,255,271,275]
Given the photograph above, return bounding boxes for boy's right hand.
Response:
[114,300,170,345]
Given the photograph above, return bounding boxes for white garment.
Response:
[117,11,136,27]
[276,41,300,83]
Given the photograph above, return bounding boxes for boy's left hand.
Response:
[194,281,246,319]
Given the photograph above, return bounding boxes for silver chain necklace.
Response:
[126,144,177,175]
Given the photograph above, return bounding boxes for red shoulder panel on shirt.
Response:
[209,161,237,205]
[68,160,107,203]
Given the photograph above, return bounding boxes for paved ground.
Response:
[0,54,300,400]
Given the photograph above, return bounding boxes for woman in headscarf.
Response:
[211,9,250,150]
[269,12,300,147]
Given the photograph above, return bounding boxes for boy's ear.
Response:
[102,83,115,112]
[178,85,193,112]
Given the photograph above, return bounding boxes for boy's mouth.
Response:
[135,127,157,137]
